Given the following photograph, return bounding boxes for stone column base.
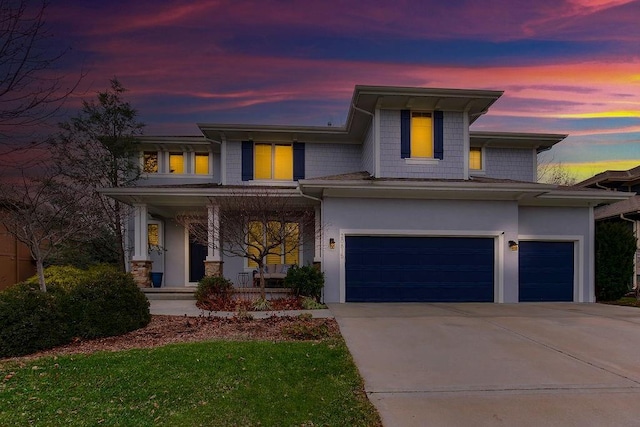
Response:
[204,260,223,277]
[131,260,153,288]
[313,261,321,271]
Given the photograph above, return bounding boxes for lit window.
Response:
[143,152,158,173]
[195,153,209,175]
[254,143,293,180]
[470,147,483,170]
[411,112,433,158]
[247,220,299,267]
[169,153,183,174]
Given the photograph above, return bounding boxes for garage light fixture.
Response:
[329,238,336,249]
[508,240,519,251]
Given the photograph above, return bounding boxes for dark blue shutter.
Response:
[293,142,305,180]
[400,110,411,158]
[241,141,253,181]
[434,111,444,160]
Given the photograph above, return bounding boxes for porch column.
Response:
[204,203,223,276]
[131,203,152,287]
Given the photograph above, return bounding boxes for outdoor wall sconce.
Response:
[508,240,519,252]
[329,238,336,249]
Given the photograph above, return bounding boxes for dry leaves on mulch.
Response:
[9,315,340,361]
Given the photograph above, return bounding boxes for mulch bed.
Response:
[2,315,340,363]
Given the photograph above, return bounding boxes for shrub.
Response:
[65,270,150,339]
[0,284,70,357]
[284,265,324,302]
[0,266,150,356]
[23,265,88,292]
[281,317,332,340]
[595,221,637,301]
[195,276,233,302]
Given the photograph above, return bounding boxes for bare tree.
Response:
[0,167,100,292]
[0,0,79,149]
[50,78,144,271]
[537,153,578,186]
[176,189,317,299]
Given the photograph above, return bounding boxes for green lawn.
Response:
[0,340,381,427]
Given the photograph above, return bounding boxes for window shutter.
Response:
[434,111,444,160]
[293,142,305,180]
[241,141,253,181]
[400,110,411,158]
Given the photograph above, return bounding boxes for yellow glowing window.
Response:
[411,112,433,158]
[247,221,264,268]
[254,143,293,180]
[148,224,159,247]
[195,153,209,175]
[246,220,299,267]
[470,148,483,170]
[169,153,184,174]
[284,223,299,265]
[143,152,158,173]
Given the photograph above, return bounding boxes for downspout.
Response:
[620,213,638,290]
[352,104,377,178]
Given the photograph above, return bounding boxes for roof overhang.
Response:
[470,131,567,153]
[298,178,633,207]
[99,186,314,217]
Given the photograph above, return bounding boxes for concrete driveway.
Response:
[329,303,640,427]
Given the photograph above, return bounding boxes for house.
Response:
[102,85,630,303]
[575,166,640,290]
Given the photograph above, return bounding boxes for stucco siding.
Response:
[379,110,465,179]
[483,148,536,182]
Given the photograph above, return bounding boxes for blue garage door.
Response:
[519,241,574,302]
[345,236,495,302]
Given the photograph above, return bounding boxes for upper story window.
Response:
[169,153,184,174]
[242,141,305,182]
[410,112,433,157]
[143,152,158,173]
[255,143,293,180]
[470,147,483,170]
[195,153,209,175]
[401,110,444,160]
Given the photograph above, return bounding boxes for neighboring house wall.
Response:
[0,223,35,290]
[483,148,536,182]
[379,110,465,179]
[305,143,361,179]
[320,197,519,303]
[518,206,594,302]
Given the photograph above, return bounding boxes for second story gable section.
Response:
[135,136,221,186]
[197,85,568,185]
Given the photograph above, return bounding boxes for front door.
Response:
[189,231,207,283]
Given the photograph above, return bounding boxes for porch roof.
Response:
[99,185,317,217]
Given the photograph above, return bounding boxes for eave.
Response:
[470,131,567,153]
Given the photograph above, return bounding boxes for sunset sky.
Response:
[43,0,640,181]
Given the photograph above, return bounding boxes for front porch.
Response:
[111,186,321,290]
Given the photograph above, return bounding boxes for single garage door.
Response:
[345,236,495,302]
[519,241,574,302]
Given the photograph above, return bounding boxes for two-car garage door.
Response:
[345,236,495,302]
[344,236,575,302]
